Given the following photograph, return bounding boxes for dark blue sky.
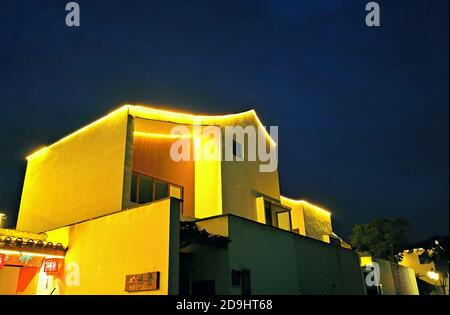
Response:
[0,0,448,241]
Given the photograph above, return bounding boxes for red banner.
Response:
[0,253,5,269]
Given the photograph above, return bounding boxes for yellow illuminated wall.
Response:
[127,105,278,220]
[36,199,179,295]
[280,197,332,242]
[18,107,130,233]
[220,113,280,221]
[359,255,373,267]
[400,249,449,293]
[400,250,436,283]
[194,128,223,218]
[17,104,280,230]
[280,197,306,235]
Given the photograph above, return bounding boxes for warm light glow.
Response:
[20,251,65,259]
[0,249,64,259]
[128,104,277,147]
[133,131,192,139]
[0,249,22,255]
[26,104,277,161]
[26,105,129,160]
[280,196,332,216]
[427,271,440,281]
[360,256,373,267]
[26,146,49,160]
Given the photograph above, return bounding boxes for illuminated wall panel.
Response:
[194,130,223,218]
[132,118,195,217]
[17,107,129,232]
[280,197,331,242]
[36,199,180,295]
[220,115,280,221]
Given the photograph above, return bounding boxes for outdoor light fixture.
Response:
[427,271,440,281]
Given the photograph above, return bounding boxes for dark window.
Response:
[419,253,432,265]
[264,201,273,226]
[130,172,183,206]
[130,173,138,203]
[231,270,241,287]
[241,269,251,295]
[155,181,168,200]
[329,236,341,247]
[139,177,153,204]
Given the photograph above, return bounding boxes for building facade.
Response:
[0,105,366,295]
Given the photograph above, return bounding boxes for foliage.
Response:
[351,218,410,263]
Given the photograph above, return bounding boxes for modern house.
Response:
[0,105,366,295]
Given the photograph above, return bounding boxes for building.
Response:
[0,105,366,295]
[358,253,419,295]
[400,248,449,295]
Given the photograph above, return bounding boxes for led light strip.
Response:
[0,249,65,259]
[133,131,192,139]
[280,196,332,216]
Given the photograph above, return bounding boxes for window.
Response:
[130,172,184,206]
[231,270,241,287]
[130,173,138,203]
[232,140,243,160]
[241,269,251,295]
[139,176,153,204]
[264,200,292,231]
[154,180,168,200]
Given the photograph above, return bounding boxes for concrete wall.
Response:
[376,258,419,295]
[220,114,280,221]
[302,202,332,242]
[193,215,366,295]
[37,198,180,295]
[280,197,306,235]
[18,107,130,232]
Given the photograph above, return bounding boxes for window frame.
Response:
[130,171,184,212]
[263,198,292,231]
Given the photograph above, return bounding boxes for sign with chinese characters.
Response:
[43,258,63,274]
[125,272,160,292]
[0,254,5,269]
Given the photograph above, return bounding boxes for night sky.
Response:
[0,0,448,241]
